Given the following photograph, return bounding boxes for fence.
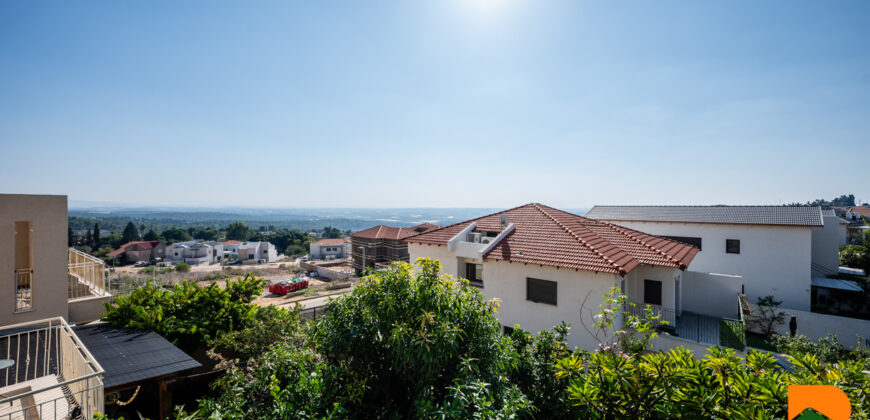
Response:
[624,302,676,326]
[0,317,104,420]
[298,306,329,322]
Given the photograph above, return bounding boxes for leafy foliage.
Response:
[174,262,192,273]
[226,221,250,241]
[102,274,265,350]
[557,346,870,419]
[840,245,870,272]
[312,259,526,417]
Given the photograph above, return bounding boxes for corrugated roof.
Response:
[585,206,823,227]
[72,324,201,390]
[405,203,699,275]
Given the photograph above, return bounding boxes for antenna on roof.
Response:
[500,213,508,228]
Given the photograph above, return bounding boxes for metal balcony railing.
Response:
[0,317,104,420]
[68,248,110,301]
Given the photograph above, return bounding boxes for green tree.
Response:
[226,222,250,241]
[840,245,870,272]
[121,221,141,244]
[84,230,93,249]
[92,223,101,248]
[162,227,193,243]
[174,262,192,273]
[143,229,159,241]
[321,226,342,239]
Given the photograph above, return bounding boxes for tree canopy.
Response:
[121,221,141,244]
[226,221,250,241]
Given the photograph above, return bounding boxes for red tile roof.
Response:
[405,203,699,275]
[313,238,348,246]
[222,240,243,246]
[107,241,162,257]
[848,206,870,216]
[352,225,425,240]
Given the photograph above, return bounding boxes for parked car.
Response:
[133,261,150,267]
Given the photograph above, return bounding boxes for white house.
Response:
[405,203,745,350]
[165,241,224,265]
[237,241,277,263]
[309,238,350,260]
[584,206,828,312]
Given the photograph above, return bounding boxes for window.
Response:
[465,263,483,287]
[526,278,557,305]
[644,280,662,306]
[726,239,740,254]
[14,221,33,312]
[662,236,702,250]
[502,325,515,335]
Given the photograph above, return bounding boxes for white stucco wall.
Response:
[0,194,69,326]
[410,243,621,350]
[811,215,844,275]
[409,243,460,276]
[482,260,620,350]
[601,221,813,311]
[681,271,743,318]
[748,305,870,350]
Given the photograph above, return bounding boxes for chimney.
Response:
[500,213,508,228]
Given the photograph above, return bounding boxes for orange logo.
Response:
[788,385,851,420]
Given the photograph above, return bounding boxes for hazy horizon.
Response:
[2,1,869,208]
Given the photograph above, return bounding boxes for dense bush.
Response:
[557,346,870,419]
[840,245,870,272]
[175,262,192,273]
[102,274,265,350]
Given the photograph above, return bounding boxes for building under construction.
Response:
[350,223,440,273]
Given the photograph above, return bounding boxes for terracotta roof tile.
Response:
[351,223,440,240]
[405,203,698,275]
[313,238,348,246]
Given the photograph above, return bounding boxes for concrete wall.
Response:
[68,295,111,324]
[604,221,813,311]
[749,305,870,349]
[682,271,743,318]
[0,194,69,327]
[811,215,843,275]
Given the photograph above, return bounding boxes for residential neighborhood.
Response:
[2,1,870,418]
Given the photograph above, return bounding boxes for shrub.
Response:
[175,262,192,273]
[102,274,265,350]
[312,259,527,417]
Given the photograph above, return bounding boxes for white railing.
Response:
[0,317,104,419]
[14,269,33,313]
[69,248,110,300]
[624,302,676,326]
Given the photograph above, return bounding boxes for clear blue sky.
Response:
[1,1,868,208]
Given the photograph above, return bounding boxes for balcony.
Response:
[0,317,104,419]
[68,249,113,324]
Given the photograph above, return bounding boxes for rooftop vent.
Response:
[500,214,508,228]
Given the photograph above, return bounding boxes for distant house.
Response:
[310,238,350,260]
[585,205,826,311]
[222,240,243,256]
[107,240,166,263]
[839,206,870,244]
[165,241,224,265]
[237,241,278,263]
[350,223,440,273]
